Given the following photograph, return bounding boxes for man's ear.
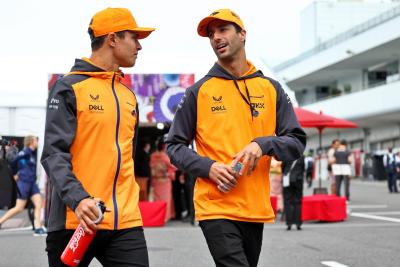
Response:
[105,32,117,48]
[239,29,246,43]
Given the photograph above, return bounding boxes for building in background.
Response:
[274,0,400,155]
[301,0,399,51]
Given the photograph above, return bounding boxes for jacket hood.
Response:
[206,61,263,80]
[66,58,124,80]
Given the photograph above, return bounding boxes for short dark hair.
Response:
[340,139,348,146]
[232,23,242,33]
[88,28,127,51]
[232,23,245,45]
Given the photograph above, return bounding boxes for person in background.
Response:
[304,149,314,188]
[5,140,19,164]
[384,147,398,193]
[136,141,152,199]
[0,135,46,236]
[396,151,400,188]
[172,169,185,220]
[270,158,284,214]
[327,139,340,195]
[282,155,305,230]
[182,171,196,225]
[332,139,353,201]
[150,140,176,222]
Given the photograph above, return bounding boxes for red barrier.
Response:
[139,201,167,227]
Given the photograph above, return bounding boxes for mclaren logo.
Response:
[90,94,100,101]
[212,96,222,102]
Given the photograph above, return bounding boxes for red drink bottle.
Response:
[60,201,106,267]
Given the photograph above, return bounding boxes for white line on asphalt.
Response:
[348,205,387,209]
[321,261,349,267]
[0,226,33,232]
[350,212,400,223]
[361,211,400,215]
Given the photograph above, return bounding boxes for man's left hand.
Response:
[231,142,262,176]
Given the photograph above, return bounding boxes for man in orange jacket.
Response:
[166,9,306,266]
[41,8,154,266]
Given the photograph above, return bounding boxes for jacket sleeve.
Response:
[41,80,90,211]
[253,79,306,162]
[10,149,29,175]
[166,88,215,178]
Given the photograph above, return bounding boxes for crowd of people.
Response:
[135,138,195,224]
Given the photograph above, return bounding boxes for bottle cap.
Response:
[93,201,106,224]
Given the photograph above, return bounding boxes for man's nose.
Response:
[212,32,222,42]
[136,40,142,51]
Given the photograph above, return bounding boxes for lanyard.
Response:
[232,79,259,118]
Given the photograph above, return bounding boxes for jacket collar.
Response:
[206,61,263,80]
[67,58,124,80]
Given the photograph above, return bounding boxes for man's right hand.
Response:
[209,162,237,193]
[74,198,101,234]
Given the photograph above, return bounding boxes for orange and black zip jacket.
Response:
[166,62,306,223]
[41,58,142,232]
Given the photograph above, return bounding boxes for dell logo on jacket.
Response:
[89,104,104,111]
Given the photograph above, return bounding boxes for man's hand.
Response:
[231,142,262,176]
[75,198,104,234]
[209,162,237,193]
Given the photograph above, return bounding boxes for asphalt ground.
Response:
[1,179,399,267]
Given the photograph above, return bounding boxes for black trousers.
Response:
[335,175,350,200]
[305,171,313,187]
[46,227,148,267]
[183,173,195,222]
[283,179,303,227]
[199,219,264,267]
[172,175,186,219]
[387,171,398,193]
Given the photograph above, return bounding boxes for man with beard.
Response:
[166,9,306,267]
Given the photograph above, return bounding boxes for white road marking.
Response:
[321,261,349,267]
[361,211,400,215]
[0,226,33,232]
[348,204,387,209]
[350,212,400,223]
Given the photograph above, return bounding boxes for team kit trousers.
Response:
[199,219,264,267]
[46,227,148,267]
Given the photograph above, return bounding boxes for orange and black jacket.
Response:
[166,62,306,223]
[41,58,142,232]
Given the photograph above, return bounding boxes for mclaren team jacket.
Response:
[166,62,306,223]
[41,58,142,232]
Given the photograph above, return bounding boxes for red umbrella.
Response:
[294,108,334,127]
[294,108,358,193]
[314,111,358,130]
